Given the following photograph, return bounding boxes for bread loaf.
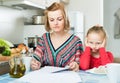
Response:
[17,43,28,52]
[10,48,17,54]
[10,48,21,54]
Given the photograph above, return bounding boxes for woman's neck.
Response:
[51,31,69,38]
[49,31,71,50]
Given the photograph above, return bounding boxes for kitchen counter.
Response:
[0,61,10,75]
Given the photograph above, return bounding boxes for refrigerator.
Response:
[68,11,84,43]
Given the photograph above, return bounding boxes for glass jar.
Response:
[9,56,26,78]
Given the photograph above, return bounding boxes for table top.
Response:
[0,70,110,83]
[79,71,109,83]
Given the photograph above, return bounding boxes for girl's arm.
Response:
[99,38,114,65]
[99,47,114,65]
[80,47,91,70]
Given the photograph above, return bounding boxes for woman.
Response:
[30,2,83,71]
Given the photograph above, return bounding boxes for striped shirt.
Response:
[33,33,83,67]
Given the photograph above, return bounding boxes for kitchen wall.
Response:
[104,0,120,57]
[0,6,42,44]
[1,0,120,57]
[67,0,120,57]
[0,0,102,43]
[0,6,23,44]
[66,0,103,32]
[0,0,103,43]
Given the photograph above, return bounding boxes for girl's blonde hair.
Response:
[86,25,107,38]
[44,2,70,32]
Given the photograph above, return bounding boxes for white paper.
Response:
[10,66,82,83]
[86,66,107,74]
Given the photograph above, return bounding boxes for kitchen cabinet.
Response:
[1,0,46,10]
[0,0,68,10]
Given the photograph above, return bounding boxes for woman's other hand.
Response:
[69,62,79,72]
[30,58,41,70]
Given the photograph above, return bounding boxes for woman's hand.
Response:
[30,58,41,70]
[69,62,79,72]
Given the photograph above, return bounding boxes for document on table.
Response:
[10,66,82,83]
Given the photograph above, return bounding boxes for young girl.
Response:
[80,25,114,70]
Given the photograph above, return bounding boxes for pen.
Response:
[52,66,70,73]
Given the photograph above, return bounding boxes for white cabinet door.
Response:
[3,0,46,9]
[68,11,84,33]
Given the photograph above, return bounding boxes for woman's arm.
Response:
[31,36,45,70]
[69,37,83,71]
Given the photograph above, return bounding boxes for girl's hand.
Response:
[68,62,79,72]
[85,37,89,47]
[100,38,106,48]
[30,58,41,70]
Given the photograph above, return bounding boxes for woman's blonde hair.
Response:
[44,2,70,32]
[86,25,107,38]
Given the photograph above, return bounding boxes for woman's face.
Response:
[87,32,104,53]
[48,9,65,32]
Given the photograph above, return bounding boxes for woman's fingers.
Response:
[69,62,79,72]
[30,58,41,70]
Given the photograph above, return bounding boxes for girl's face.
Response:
[48,9,65,33]
[87,32,104,53]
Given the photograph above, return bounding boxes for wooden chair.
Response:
[114,57,120,63]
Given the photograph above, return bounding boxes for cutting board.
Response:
[0,53,20,61]
[0,61,10,75]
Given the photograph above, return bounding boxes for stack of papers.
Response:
[10,66,82,83]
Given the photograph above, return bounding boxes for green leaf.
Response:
[0,38,14,49]
[2,49,11,56]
